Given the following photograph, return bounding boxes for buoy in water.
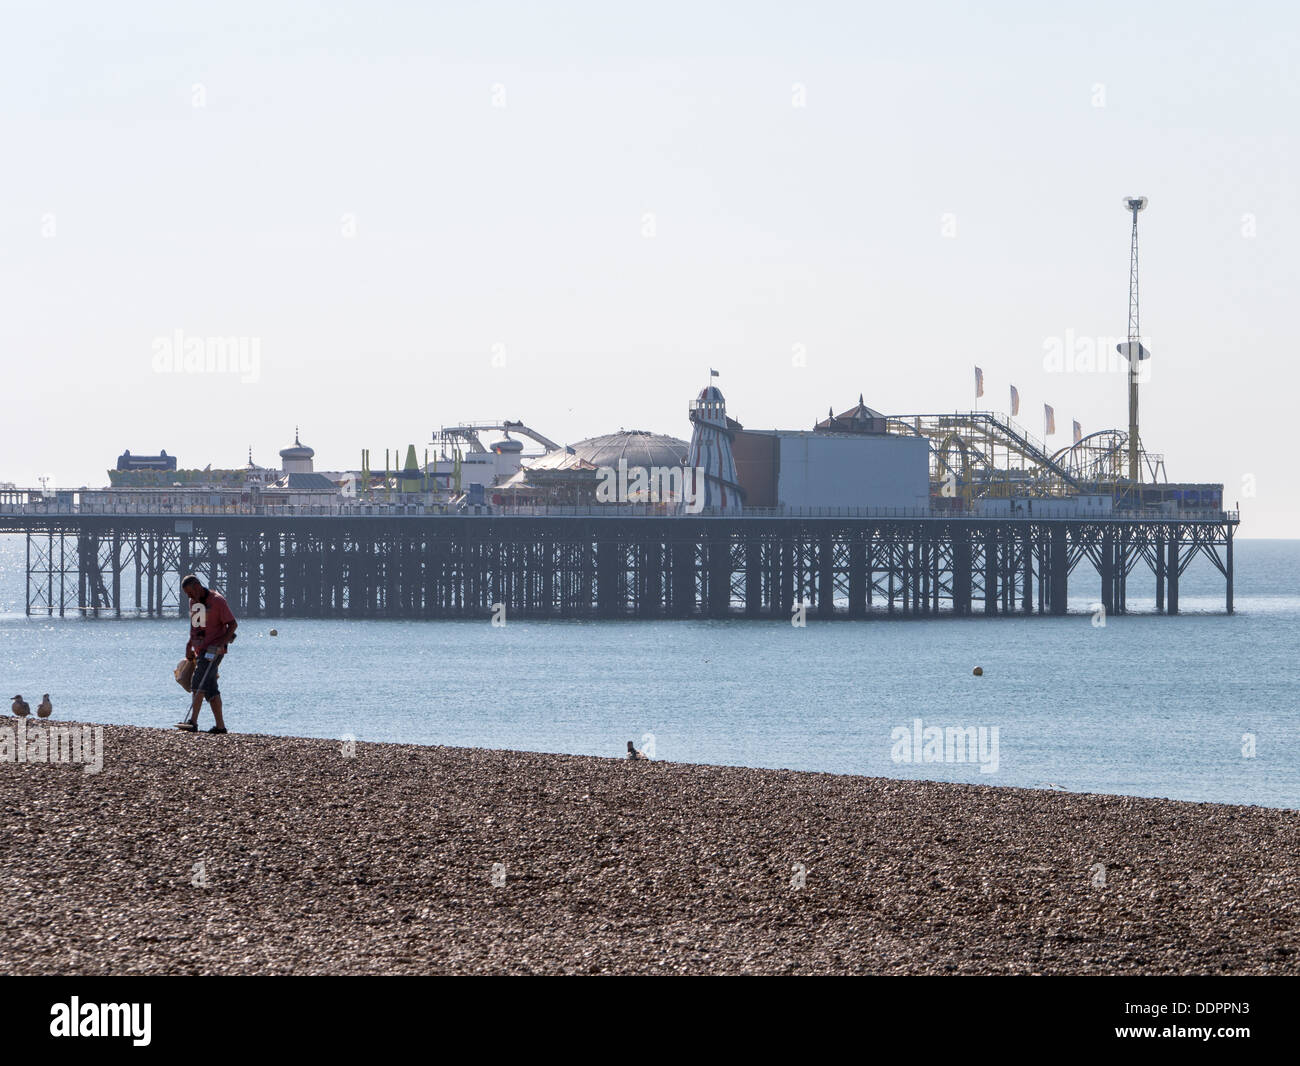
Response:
[270,629,279,637]
[973,666,983,676]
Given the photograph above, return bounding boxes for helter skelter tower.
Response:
[686,374,744,512]
[1117,196,1152,483]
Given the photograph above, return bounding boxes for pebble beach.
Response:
[1,723,1296,975]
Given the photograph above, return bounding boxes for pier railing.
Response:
[0,497,1238,523]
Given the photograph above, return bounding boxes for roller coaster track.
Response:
[887,412,1085,493]
[436,421,560,453]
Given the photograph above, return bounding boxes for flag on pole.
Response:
[1010,385,1020,416]
[1073,420,1082,445]
[1044,404,1056,436]
[974,366,984,398]
[709,368,719,377]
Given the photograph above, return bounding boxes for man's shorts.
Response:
[193,654,223,699]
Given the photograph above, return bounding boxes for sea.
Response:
[0,534,1295,809]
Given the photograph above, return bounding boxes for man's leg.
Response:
[185,659,209,725]
[209,694,226,731]
[187,686,204,725]
[204,655,226,731]
[185,657,216,726]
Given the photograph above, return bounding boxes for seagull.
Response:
[1039,782,1067,791]
[11,695,30,718]
[36,695,52,718]
[626,740,648,761]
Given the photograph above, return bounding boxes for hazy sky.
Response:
[1,1,1295,533]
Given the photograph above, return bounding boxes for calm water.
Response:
[1,534,1295,809]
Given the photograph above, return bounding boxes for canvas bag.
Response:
[174,658,195,692]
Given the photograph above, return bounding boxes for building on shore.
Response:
[96,430,344,511]
[115,450,177,473]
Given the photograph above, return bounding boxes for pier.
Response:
[1,501,1238,619]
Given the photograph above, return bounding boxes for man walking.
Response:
[177,574,238,734]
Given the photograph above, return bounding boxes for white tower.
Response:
[687,377,743,512]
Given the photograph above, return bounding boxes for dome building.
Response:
[279,429,316,475]
[493,429,689,507]
[271,429,339,503]
[567,430,688,470]
[489,436,525,457]
[488,433,526,481]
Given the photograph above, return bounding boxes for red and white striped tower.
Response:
[686,374,743,512]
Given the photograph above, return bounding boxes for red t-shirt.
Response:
[189,590,236,655]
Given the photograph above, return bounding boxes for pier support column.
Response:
[597,534,619,618]
[546,538,559,615]
[918,537,930,616]
[1022,529,1033,614]
[1226,529,1234,615]
[1118,529,1129,615]
[744,536,761,617]
[1166,528,1180,616]
[707,530,731,619]
[984,529,998,615]
[227,533,243,614]
[866,540,874,608]
[268,531,282,617]
[818,533,835,619]
[671,536,695,618]
[932,535,942,614]
[886,539,896,615]
[77,536,89,617]
[898,537,910,616]
[780,537,795,619]
[848,536,866,619]
[1155,530,1165,613]
[953,527,971,616]
[1101,529,1114,616]
[112,532,122,618]
[1049,525,1068,616]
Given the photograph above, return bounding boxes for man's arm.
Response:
[196,614,237,655]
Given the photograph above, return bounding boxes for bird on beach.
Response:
[11,696,30,718]
[36,695,52,718]
[626,740,648,761]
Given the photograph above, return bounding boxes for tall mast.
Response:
[1120,196,1149,484]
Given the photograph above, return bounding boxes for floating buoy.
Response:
[973,666,983,676]
[269,629,278,637]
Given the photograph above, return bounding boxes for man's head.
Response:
[181,575,206,602]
